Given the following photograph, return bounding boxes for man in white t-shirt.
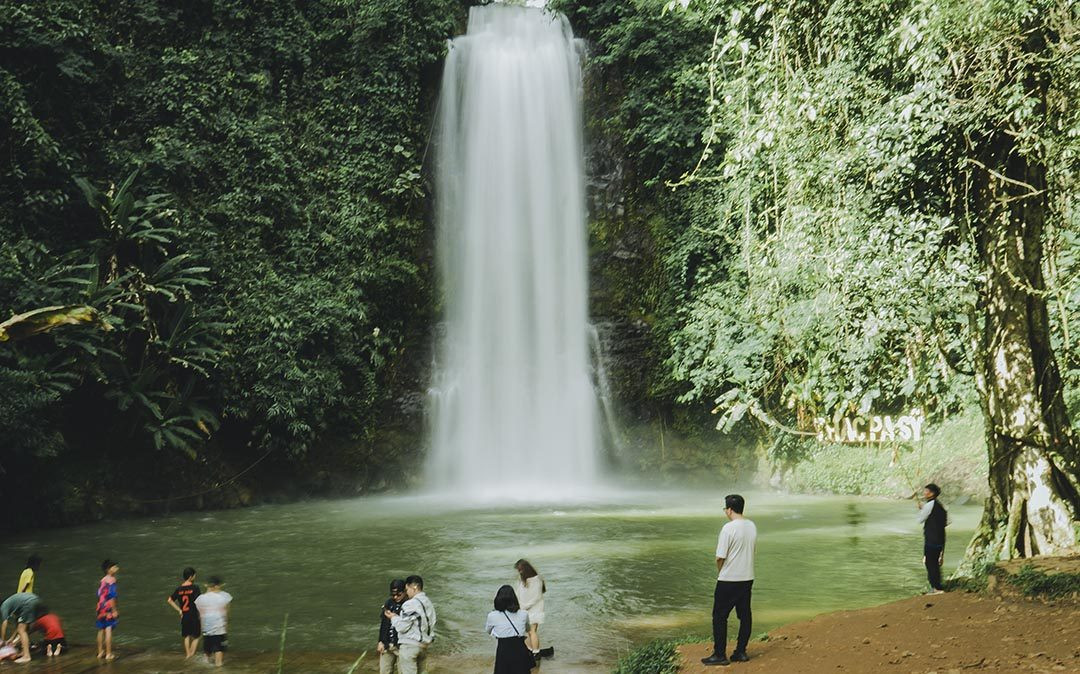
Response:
[194,576,232,667]
[702,494,757,666]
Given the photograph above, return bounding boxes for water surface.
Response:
[4,490,979,668]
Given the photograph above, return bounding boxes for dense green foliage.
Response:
[560,0,716,188]
[568,0,1080,481]
[0,0,462,524]
[946,562,1080,597]
[5,0,1079,530]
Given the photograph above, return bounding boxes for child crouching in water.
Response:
[194,576,232,667]
[30,606,65,656]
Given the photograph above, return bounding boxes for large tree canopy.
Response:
[660,0,1080,562]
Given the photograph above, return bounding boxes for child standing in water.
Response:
[17,555,41,594]
[166,567,202,658]
[194,576,232,667]
[95,559,119,660]
[513,559,547,661]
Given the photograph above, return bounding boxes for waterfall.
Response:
[588,324,623,458]
[426,4,599,500]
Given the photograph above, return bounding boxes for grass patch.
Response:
[944,574,988,593]
[614,636,717,674]
[1005,564,1080,599]
[946,561,1080,599]
[944,561,995,593]
[277,613,288,674]
[613,639,681,674]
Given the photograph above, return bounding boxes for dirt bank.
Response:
[678,591,1079,673]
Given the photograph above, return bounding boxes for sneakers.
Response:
[701,651,749,666]
[701,653,731,666]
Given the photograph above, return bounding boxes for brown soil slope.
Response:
[678,592,1079,673]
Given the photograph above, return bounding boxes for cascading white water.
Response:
[427,4,599,500]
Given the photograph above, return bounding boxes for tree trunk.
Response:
[959,129,1080,572]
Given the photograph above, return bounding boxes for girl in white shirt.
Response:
[513,559,546,659]
[485,585,533,673]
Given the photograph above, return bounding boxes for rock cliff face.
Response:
[581,79,697,476]
[583,71,652,415]
[577,51,762,483]
[584,142,654,473]
[590,318,654,422]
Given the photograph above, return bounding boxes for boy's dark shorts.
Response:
[180,613,201,638]
[44,638,67,653]
[204,634,228,654]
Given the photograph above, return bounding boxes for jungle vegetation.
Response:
[0,0,461,525]
[564,0,1080,565]
[3,0,1079,567]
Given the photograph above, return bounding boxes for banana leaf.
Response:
[0,305,111,343]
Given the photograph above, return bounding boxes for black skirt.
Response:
[494,636,533,674]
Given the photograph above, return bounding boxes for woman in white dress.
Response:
[513,559,546,659]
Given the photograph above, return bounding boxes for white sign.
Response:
[814,410,925,444]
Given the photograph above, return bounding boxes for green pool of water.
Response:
[4,490,979,667]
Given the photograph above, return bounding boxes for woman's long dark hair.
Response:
[494,584,520,612]
[515,559,546,593]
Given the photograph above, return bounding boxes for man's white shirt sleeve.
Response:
[716,526,731,559]
[391,602,418,638]
[917,500,934,524]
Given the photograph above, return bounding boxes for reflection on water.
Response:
[845,502,868,544]
[3,491,979,666]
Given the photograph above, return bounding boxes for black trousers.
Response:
[924,543,944,590]
[712,580,753,657]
